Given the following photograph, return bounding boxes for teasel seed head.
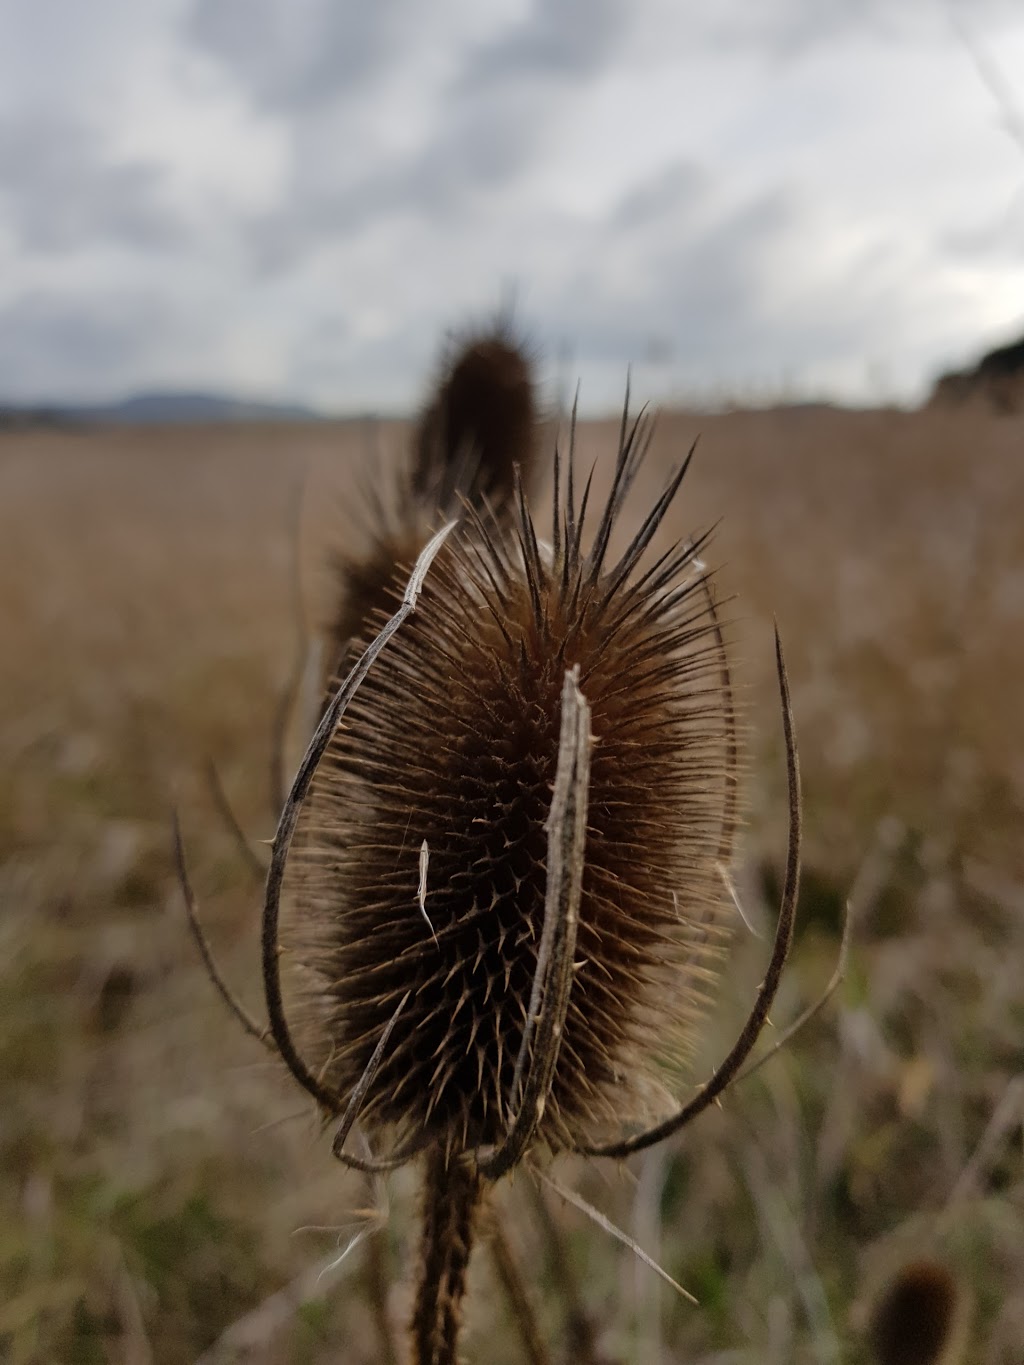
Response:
[174,320,800,1365]
[868,1259,964,1365]
[412,322,539,510]
[326,323,539,664]
[283,398,737,1163]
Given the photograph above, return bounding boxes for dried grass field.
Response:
[1,404,1022,1363]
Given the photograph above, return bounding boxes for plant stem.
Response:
[410,1147,483,1365]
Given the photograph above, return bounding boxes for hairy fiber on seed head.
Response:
[286,408,738,1160]
[326,325,538,666]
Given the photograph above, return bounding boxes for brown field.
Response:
[1,405,1022,1363]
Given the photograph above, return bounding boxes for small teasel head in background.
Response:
[868,1259,966,1365]
[325,320,540,673]
[411,325,538,510]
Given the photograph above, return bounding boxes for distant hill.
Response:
[0,392,324,428]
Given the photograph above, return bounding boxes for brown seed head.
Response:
[411,323,539,510]
[868,1259,962,1365]
[327,325,539,665]
[285,408,735,1162]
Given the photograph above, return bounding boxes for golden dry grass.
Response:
[1,405,1022,1363]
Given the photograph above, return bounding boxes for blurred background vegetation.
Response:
[1,401,1022,1362]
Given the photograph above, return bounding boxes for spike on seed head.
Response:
[285,398,737,1162]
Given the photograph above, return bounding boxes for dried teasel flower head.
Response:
[412,324,539,509]
[178,329,800,1365]
[280,396,761,1168]
[868,1259,966,1365]
[326,322,539,664]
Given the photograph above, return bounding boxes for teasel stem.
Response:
[410,1147,484,1365]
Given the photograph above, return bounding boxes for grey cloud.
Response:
[0,291,183,401]
[457,0,626,92]
[0,115,184,254]
[190,0,629,272]
[288,313,436,411]
[406,0,627,202]
[187,0,414,110]
[521,167,911,394]
[190,0,626,113]
[244,104,539,274]
[611,163,711,232]
[242,95,555,271]
[552,194,798,374]
[940,202,1024,262]
[692,0,1022,57]
[699,0,915,56]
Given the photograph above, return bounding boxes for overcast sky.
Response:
[1,0,1023,412]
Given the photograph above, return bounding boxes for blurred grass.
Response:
[1,407,1021,1363]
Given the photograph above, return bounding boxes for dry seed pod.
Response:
[327,323,539,665]
[411,323,539,508]
[868,1259,964,1365]
[285,407,738,1162]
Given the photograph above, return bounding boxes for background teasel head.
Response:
[277,327,796,1165]
[325,323,539,669]
[867,1258,966,1365]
